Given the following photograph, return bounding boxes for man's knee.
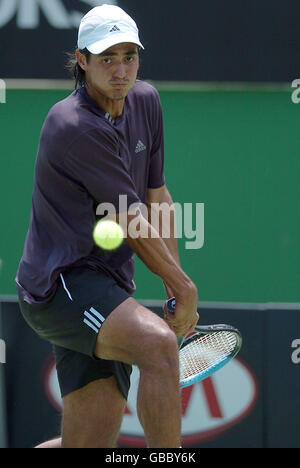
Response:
[136,325,179,372]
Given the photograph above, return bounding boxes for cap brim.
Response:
[86,34,144,54]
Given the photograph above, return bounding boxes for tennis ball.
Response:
[93,220,124,251]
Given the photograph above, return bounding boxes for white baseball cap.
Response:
[77,4,144,54]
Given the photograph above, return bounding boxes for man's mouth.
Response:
[110,81,129,88]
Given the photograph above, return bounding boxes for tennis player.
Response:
[16,5,199,448]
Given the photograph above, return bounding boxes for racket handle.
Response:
[166,297,184,348]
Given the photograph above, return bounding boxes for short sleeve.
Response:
[62,127,141,211]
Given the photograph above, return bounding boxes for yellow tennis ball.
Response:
[93,220,124,251]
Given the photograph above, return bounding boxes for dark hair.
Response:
[66,48,91,89]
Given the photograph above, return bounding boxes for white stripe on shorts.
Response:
[60,273,73,301]
[83,307,105,333]
[83,318,99,334]
[84,310,102,329]
[89,307,106,323]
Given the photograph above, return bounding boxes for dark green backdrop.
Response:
[0,86,299,302]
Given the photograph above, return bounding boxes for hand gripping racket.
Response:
[166,298,242,388]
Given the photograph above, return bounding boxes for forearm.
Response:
[125,214,194,301]
[147,186,181,295]
[120,210,198,337]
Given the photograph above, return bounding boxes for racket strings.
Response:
[179,331,237,381]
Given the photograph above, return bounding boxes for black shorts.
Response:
[19,267,132,400]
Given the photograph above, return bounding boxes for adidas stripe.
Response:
[83,307,105,333]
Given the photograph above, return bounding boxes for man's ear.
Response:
[75,50,88,71]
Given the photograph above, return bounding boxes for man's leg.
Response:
[94,297,181,448]
[61,376,126,448]
[35,298,181,448]
[35,376,126,448]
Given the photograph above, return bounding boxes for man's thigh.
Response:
[94,297,176,366]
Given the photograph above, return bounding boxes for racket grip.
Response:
[166,297,184,348]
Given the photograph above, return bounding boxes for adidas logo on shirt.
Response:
[135,140,147,154]
[110,25,121,32]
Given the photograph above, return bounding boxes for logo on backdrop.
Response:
[0,0,118,29]
[44,356,258,446]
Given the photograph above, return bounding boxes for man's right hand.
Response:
[163,285,199,338]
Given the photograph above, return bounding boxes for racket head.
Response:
[164,297,243,387]
[179,325,242,388]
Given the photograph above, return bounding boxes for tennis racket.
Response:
[165,298,242,388]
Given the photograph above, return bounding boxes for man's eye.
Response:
[103,58,112,64]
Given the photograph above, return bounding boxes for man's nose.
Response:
[112,61,127,79]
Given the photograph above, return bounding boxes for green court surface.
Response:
[0,84,299,302]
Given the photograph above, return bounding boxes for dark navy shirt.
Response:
[16,80,165,304]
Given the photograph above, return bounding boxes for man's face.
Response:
[78,42,139,102]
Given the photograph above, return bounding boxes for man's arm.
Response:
[146,185,180,298]
[117,187,199,338]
